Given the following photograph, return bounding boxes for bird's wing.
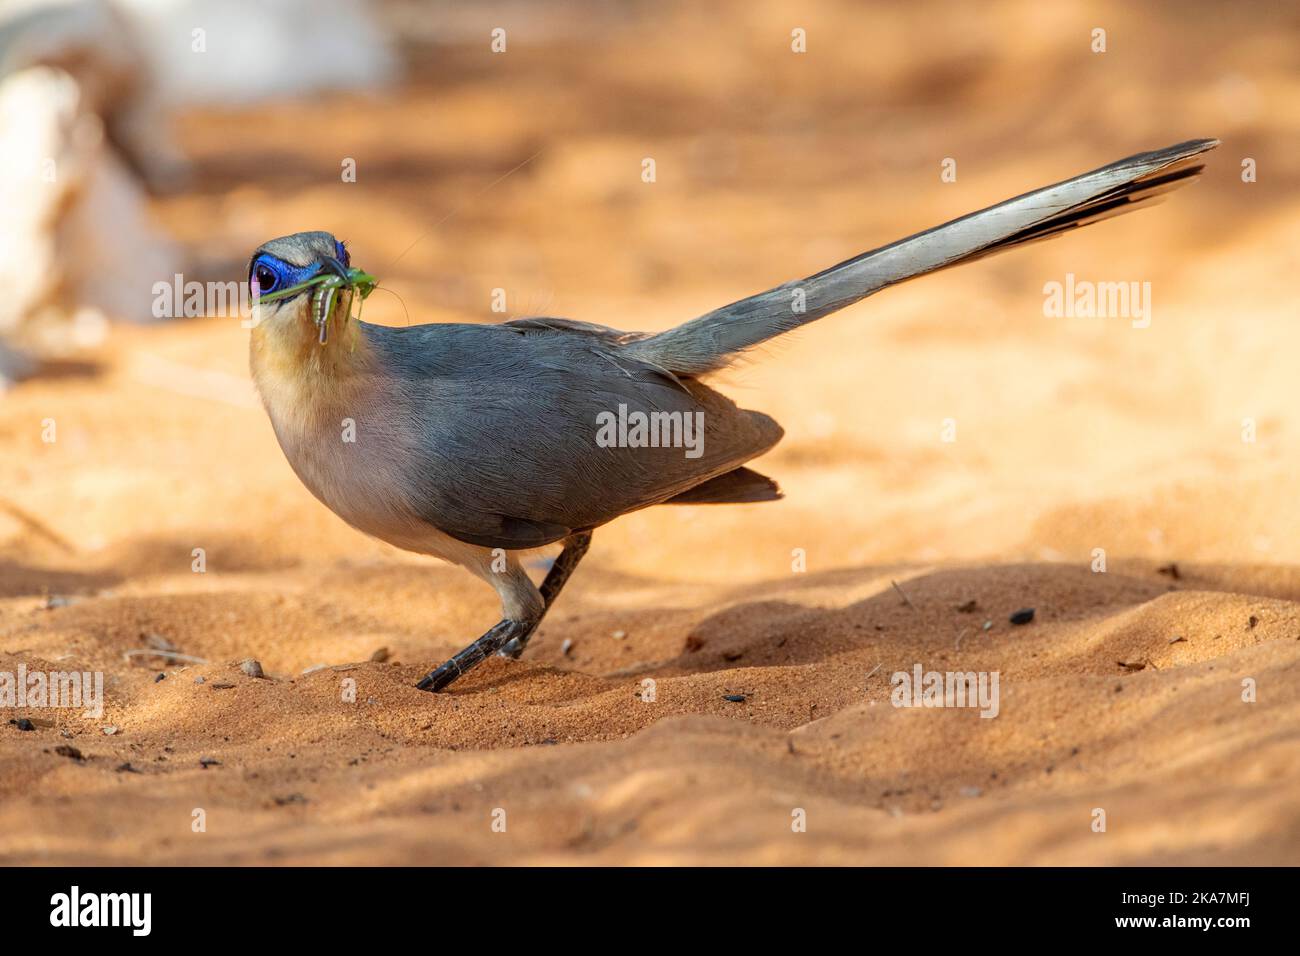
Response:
[370,322,782,551]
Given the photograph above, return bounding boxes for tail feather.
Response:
[630,139,1218,376]
[662,466,782,504]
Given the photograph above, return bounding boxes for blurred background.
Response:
[2,0,1296,582]
[2,0,1299,867]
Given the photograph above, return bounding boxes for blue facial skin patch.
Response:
[249,254,324,297]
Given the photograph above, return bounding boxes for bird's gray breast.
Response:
[264,381,466,557]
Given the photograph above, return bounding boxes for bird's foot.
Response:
[416,618,534,692]
[414,659,464,693]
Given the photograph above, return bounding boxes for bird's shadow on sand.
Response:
[503,557,1300,687]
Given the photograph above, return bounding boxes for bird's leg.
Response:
[415,618,536,693]
[499,531,592,659]
[414,532,592,692]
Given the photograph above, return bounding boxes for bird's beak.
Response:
[312,260,379,345]
[321,256,351,281]
[252,256,378,346]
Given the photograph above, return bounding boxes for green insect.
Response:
[255,266,379,345]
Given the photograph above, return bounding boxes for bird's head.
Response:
[247,231,377,351]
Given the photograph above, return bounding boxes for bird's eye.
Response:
[252,262,279,294]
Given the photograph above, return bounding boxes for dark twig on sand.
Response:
[891,579,917,611]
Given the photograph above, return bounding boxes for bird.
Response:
[247,138,1218,692]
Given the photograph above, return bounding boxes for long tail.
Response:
[629,138,1218,376]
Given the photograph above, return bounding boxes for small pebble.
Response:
[611,630,627,640]
[1009,608,1035,626]
[210,682,235,690]
[116,762,141,774]
[722,694,747,703]
[102,726,118,736]
[560,638,573,656]
[155,673,166,682]
[199,756,220,768]
[12,718,35,732]
[239,659,264,679]
[54,744,84,761]
[193,676,205,685]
